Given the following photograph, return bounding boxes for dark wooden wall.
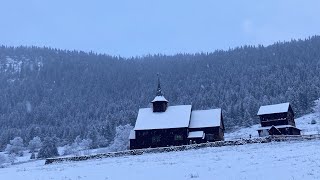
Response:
[258,127,301,136]
[152,101,168,112]
[132,128,188,149]
[188,126,224,142]
[259,105,296,127]
[259,112,287,126]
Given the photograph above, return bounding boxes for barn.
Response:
[129,77,224,150]
[256,102,301,136]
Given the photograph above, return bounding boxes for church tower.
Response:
[151,74,168,112]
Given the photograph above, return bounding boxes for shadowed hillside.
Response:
[1,36,320,148]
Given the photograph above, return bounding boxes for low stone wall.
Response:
[45,134,320,165]
[270,134,320,141]
[45,137,270,165]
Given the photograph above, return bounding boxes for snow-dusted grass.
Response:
[1,140,320,180]
[0,150,33,164]
[1,113,320,179]
[224,124,260,140]
[296,113,320,135]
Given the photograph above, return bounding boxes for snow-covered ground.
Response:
[296,113,320,135]
[1,140,320,180]
[1,113,320,180]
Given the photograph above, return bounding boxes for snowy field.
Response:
[1,113,320,180]
[1,140,320,180]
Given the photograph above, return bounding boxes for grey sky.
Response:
[1,0,320,57]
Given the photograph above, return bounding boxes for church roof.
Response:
[257,102,290,115]
[189,109,222,128]
[134,105,192,130]
[151,95,168,102]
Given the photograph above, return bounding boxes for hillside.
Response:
[1,36,320,148]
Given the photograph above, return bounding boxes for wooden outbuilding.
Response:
[256,102,301,136]
[188,109,224,142]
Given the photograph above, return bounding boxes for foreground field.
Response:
[1,113,319,180]
[0,139,319,180]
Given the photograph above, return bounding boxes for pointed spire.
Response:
[152,73,168,112]
[156,73,163,96]
[151,73,168,103]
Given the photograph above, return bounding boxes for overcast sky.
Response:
[1,0,320,57]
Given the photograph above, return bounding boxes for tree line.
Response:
[0,36,320,150]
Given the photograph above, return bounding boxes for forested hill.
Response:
[1,36,320,149]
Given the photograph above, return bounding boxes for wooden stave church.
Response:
[256,102,301,136]
[129,76,224,150]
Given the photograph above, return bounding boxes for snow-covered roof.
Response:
[129,130,136,140]
[134,105,192,130]
[188,131,205,139]
[189,109,222,128]
[257,103,290,116]
[256,125,300,131]
[151,96,168,102]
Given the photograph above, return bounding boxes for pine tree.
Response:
[37,137,59,159]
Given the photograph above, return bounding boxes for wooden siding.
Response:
[132,128,188,149]
[152,101,168,112]
[258,127,301,136]
[259,104,296,127]
[188,126,224,142]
